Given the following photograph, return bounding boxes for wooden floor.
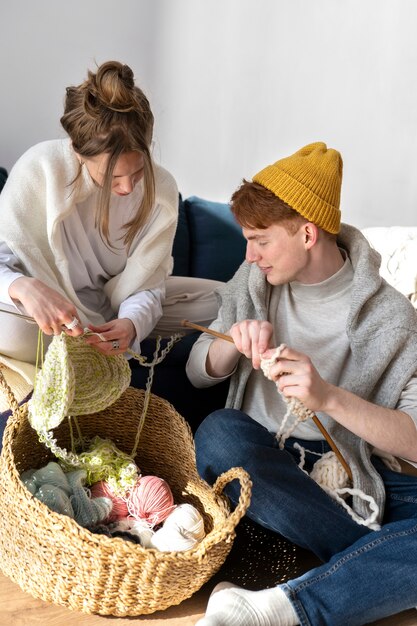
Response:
[1,570,416,626]
[0,570,208,625]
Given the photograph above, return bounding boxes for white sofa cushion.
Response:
[361,227,417,307]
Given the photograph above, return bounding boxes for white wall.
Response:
[2,0,417,228]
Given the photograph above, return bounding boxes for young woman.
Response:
[0,60,221,378]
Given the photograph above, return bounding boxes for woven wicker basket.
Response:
[0,372,251,616]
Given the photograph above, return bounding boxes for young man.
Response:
[186,142,417,626]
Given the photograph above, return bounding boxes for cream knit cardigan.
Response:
[0,139,179,328]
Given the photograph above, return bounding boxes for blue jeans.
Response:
[195,409,417,626]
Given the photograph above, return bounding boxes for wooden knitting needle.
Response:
[182,319,353,482]
[0,307,36,323]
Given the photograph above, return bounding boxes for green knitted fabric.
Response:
[28,333,132,431]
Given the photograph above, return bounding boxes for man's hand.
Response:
[262,345,417,462]
[261,345,331,412]
[230,320,274,369]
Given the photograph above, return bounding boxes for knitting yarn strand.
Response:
[260,344,315,449]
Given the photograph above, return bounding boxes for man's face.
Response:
[242,222,308,285]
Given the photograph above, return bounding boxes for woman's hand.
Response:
[8,276,83,336]
[261,345,331,412]
[84,318,136,355]
[230,319,274,369]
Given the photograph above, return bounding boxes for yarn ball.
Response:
[90,481,129,522]
[90,524,113,538]
[127,475,175,528]
[163,503,205,540]
[310,451,349,492]
[20,470,39,495]
[112,530,142,545]
[150,503,205,552]
[106,520,145,545]
[109,518,155,548]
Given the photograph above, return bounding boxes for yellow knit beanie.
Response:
[253,142,343,234]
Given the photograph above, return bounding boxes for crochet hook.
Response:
[182,319,353,482]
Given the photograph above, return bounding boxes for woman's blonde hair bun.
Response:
[85,60,139,114]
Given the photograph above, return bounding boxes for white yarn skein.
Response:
[164,504,205,540]
[150,504,205,552]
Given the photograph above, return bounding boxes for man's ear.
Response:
[302,222,319,248]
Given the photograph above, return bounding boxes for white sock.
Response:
[196,582,299,626]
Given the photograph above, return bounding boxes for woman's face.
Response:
[82,151,145,196]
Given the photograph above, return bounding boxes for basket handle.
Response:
[212,466,252,532]
[0,365,20,416]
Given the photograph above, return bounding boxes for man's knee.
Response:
[195,409,259,483]
[195,409,253,455]
[194,409,244,483]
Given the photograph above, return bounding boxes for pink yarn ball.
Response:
[90,481,129,522]
[127,475,175,527]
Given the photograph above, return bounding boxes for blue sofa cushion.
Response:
[171,194,190,277]
[185,196,246,282]
[0,167,7,193]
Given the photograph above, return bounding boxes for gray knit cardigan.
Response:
[216,223,417,524]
